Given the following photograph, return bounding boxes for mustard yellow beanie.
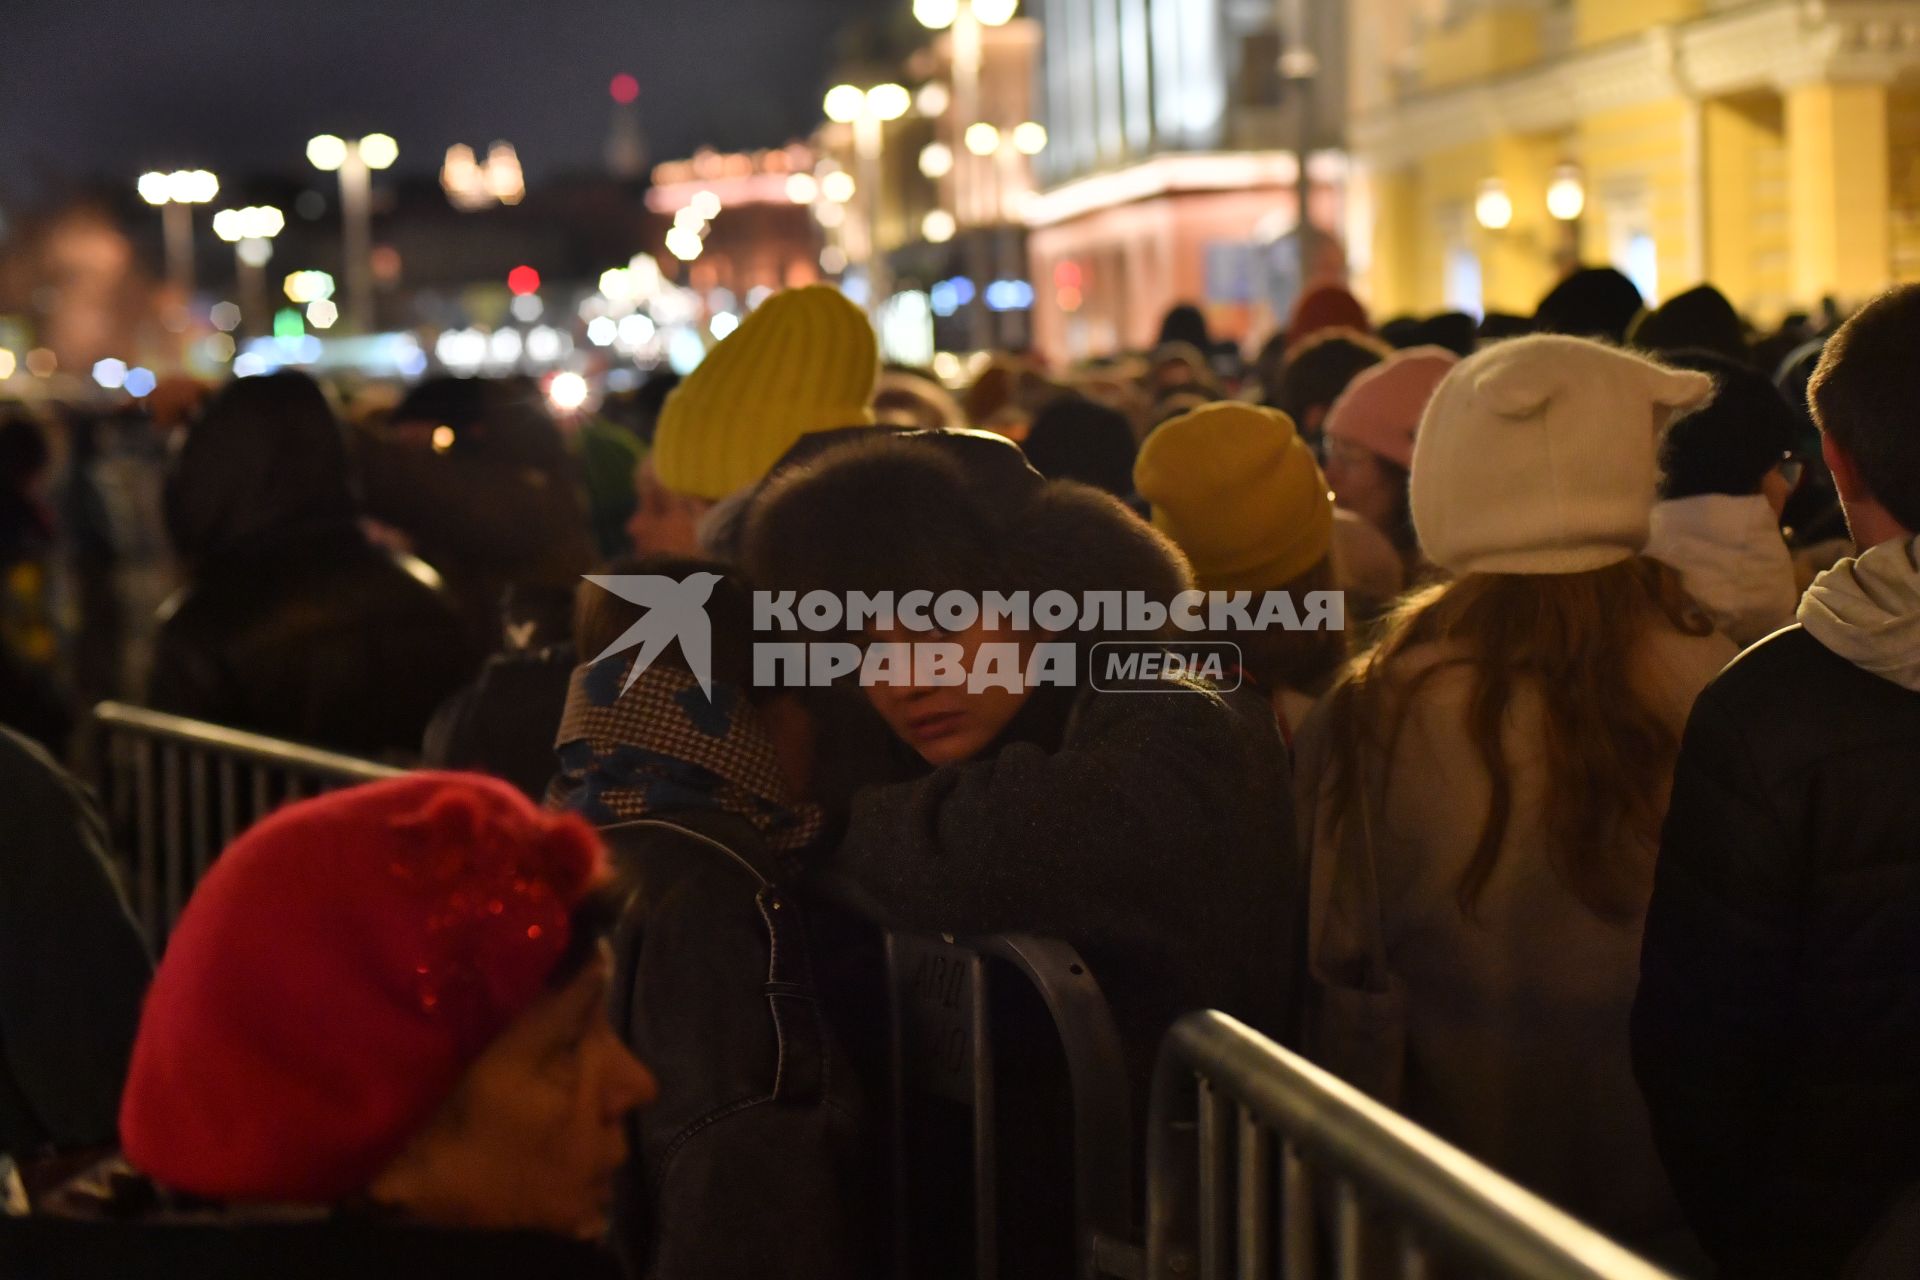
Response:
[651,285,880,500]
[1134,403,1334,592]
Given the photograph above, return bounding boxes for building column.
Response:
[1785,79,1891,306]
[1364,165,1422,318]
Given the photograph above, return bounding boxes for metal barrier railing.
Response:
[81,704,1686,1280]
[883,930,1140,1280]
[90,701,403,945]
[1146,1012,1677,1280]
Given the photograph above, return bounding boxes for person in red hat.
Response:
[9,774,656,1279]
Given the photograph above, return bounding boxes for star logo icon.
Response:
[581,572,724,698]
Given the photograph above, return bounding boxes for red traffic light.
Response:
[507,265,541,296]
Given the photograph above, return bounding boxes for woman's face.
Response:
[370,947,657,1240]
[863,620,1034,766]
[627,458,711,556]
[1324,435,1400,535]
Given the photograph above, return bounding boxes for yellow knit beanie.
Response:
[651,285,880,500]
[1134,403,1334,592]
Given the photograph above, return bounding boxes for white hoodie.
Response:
[1799,534,1920,693]
[1645,494,1800,649]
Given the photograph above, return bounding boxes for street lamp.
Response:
[212,205,285,337]
[916,0,1023,349]
[138,168,219,297]
[1547,164,1586,222]
[307,132,397,332]
[822,83,912,314]
[1475,179,1515,231]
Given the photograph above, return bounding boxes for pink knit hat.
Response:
[1322,346,1459,470]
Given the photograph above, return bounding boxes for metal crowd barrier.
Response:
[83,706,1685,1280]
[1146,1012,1677,1280]
[883,930,1140,1280]
[90,701,403,945]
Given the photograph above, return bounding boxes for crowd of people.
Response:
[1,265,1918,1279]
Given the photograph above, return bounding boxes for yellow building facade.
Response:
[1351,0,1920,325]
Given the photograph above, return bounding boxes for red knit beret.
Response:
[120,773,606,1203]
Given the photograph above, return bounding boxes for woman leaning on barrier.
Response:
[1294,337,1733,1270]
[742,429,1302,1093]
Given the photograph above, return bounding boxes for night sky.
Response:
[0,0,892,198]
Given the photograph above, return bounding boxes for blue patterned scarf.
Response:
[548,657,824,851]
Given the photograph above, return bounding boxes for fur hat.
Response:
[1411,335,1714,575]
[744,433,1190,631]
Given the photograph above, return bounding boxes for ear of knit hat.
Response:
[120,774,604,1204]
[1134,403,1334,592]
[1323,346,1458,470]
[651,286,880,501]
[1411,335,1714,576]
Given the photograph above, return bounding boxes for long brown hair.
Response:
[1320,556,1712,922]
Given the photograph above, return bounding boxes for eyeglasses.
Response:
[1777,453,1805,490]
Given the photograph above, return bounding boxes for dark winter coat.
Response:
[0,728,150,1167]
[152,372,479,755]
[147,525,478,759]
[831,676,1299,1097]
[1634,625,1920,1278]
[420,644,575,798]
[601,811,880,1280]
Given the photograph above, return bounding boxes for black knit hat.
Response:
[1535,267,1647,344]
[1657,350,1800,500]
[1021,396,1138,500]
[1629,284,1749,365]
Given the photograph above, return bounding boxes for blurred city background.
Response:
[1,0,1915,395]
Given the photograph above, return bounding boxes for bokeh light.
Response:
[358,134,399,171]
[786,173,820,205]
[914,0,959,28]
[822,171,857,203]
[824,85,867,125]
[866,84,912,123]
[547,372,589,411]
[1012,122,1049,155]
[920,143,955,180]
[306,135,348,172]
